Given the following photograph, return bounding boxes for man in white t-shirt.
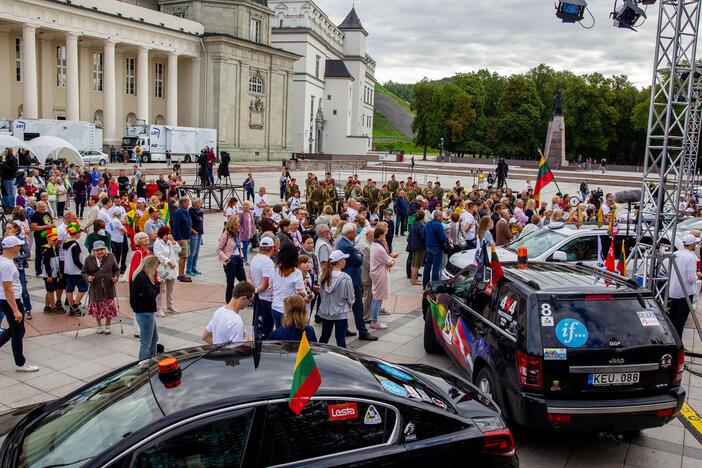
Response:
[250,236,278,339]
[203,281,255,345]
[97,197,112,225]
[347,199,359,224]
[254,187,268,220]
[460,202,477,250]
[0,237,39,372]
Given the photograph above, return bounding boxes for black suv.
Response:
[423,262,686,432]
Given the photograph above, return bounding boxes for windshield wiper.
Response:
[43,455,96,467]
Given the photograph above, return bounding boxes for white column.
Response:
[137,46,149,123]
[167,52,178,125]
[40,38,53,119]
[22,25,38,119]
[103,40,117,143]
[65,32,79,121]
[190,57,201,127]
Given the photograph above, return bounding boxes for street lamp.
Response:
[440,138,444,162]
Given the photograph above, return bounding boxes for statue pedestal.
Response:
[544,115,566,167]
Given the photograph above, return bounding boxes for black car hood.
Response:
[0,404,45,452]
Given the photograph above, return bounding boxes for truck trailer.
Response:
[122,125,217,163]
[9,119,103,152]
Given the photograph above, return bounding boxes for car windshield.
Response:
[505,228,567,257]
[16,363,162,468]
[678,218,702,231]
[540,297,675,349]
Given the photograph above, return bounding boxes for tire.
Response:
[475,367,498,403]
[98,159,106,166]
[423,307,443,354]
[184,154,191,163]
[142,153,151,163]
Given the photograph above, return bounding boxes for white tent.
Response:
[27,136,84,168]
[0,134,36,159]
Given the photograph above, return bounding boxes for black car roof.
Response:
[500,262,642,295]
[150,342,403,415]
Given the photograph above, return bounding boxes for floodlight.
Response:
[639,0,657,5]
[612,0,647,30]
[556,0,587,23]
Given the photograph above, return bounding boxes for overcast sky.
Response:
[322,0,659,88]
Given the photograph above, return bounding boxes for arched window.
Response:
[126,112,137,126]
[155,114,165,125]
[249,76,264,94]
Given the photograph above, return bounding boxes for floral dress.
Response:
[82,253,120,319]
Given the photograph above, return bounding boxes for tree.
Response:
[433,83,477,153]
[412,80,439,158]
[494,75,543,159]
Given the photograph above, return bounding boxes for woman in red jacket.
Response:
[128,231,151,338]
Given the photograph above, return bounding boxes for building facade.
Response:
[1,0,298,160]
[269,1,376,155]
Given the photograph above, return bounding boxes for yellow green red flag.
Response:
[289,333,321,415]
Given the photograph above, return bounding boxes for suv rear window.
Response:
[539,297,675,349]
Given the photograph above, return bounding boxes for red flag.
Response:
[604,240,616,273]
[616,242,627,277]
[490,244,504,285]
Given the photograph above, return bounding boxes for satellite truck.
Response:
[122,124,217,163]
[1,118,103,153]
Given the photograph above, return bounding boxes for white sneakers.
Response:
[95,325,112,334]
[95,326,104,334]
[370,321,388,330]
[16,363,39,373]
[157,310,166,318]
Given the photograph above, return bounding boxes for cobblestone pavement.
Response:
[1,165,701,467]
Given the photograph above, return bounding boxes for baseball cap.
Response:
[683,234,700,246]
[2,237,25,249]
[259,237,274,248]
[509,217,518,224]
[92,240,107,251]
[329,250,350,263]
[137,197,146,203]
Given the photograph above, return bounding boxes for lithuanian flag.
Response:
[289,333,321,415]
[490,244,504,285]
[428,298,446,331]
[597,206,604,228]
[533,153,555,203]
[616,243,627,277]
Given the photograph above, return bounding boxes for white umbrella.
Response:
[27,136,84,168]
[0,134,35,158]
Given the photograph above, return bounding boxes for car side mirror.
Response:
[552,251,568,262]
[431,281,454,295]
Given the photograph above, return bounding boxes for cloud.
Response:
[322,0,658,87]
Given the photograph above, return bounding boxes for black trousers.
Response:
[34,242,43,276]
[224,257,247,303]
[112,239,128,273]
[396,213,407,235]
[0,299,26,366]
[669,296,692,338]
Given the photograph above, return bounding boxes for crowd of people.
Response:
[4,150,700,372]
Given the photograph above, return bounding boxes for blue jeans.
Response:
[187,235,201,272]
[371,299,382,322]
[272,308,284,329]
[135,313,158,360]
[242,240,250,262]
[0,299,26,366]
[423,247,443,288]
[2,179,15,209]
[207,167,214,185]
[18,269,31,312]
[320,318,347,348]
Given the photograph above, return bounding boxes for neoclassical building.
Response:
[1,0,298,160]
[269,1,376,155]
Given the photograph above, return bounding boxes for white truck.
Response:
[10,119,103,152]
[122,124,217,163]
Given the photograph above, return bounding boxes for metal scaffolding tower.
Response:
[632,0,702,305]
[684,77,702,196]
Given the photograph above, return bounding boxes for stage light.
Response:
[639,0,657,5]
[612,0,647,30]
[556,0,587,23]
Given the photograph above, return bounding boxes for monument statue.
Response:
[552,89,564,116]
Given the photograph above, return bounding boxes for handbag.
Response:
[433,222,452,255]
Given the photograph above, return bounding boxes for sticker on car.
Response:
[364,405,382,425]
[328,402,358,421]
[381,379,408,397]
[378,363,413,381]
[555,319,589,348]
[636,310,660,327]
[543,348,567,360]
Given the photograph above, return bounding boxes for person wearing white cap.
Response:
[668,234,702,337]
[0,236,39,372]
[318,249,355,348]
[250,234,278,339]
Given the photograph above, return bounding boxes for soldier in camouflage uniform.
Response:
[343,176,355,200]
[368,181,380,206]
[378,184,392,213]
[304,173,315,202]
[309,181,326,217]
[434,181,445,208]
[362,179,374,205]
[387,174,399,198]
[421,181,434,200]
[324,180,338,211]
[286,178,300,201]
[406,182,420,202]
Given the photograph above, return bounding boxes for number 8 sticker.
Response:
[540,303,554,327]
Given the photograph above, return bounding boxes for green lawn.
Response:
[373,110,406,139]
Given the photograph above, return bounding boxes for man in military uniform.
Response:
[434,181,445,208]
[304,173,315,201]
[387,174,399,198]
[368,181,380,206]
[378,184,392,213]
[406,182,420,202]
[343,176,355,200]
[349,183,363,203]
[398,180,406,198]
[324,171,335,187]
[286,177,300,201]
[421,181,434,200]
[324,180,338,210]
[362,178,374,205]
[310,181,325,217]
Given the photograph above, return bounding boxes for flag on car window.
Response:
[289,333,321,415]
[428,298,447,331]
[597,206,604,228]
[605,240,616,273]
[490,243,504,285]
[533,153,555,203]
[616,242,627,277]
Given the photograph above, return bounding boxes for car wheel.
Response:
[143,153,151,163]
[99,159,106,166]
[423,307,443,354]
[476,367,497,402]
[184,154,191,163]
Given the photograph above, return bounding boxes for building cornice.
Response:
[203,32,302,60]
[271,26,343,58]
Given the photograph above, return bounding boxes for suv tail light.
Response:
[516,351,542,389]
[673,350,685,386]
[482,428,516,456]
